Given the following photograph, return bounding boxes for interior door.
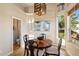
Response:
[13,18,21,50]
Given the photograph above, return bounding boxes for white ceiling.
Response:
[15,3,56,8]
[15,3,34,8]
[14,3,57,13]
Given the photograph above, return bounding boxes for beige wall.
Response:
[0,4,27,55]
[28,4,57,44]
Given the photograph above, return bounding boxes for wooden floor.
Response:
[10,47,69,56]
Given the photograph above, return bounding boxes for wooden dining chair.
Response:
[34,45,45,56]
[23,34,29,56]
[28,40,35,56]
[34,37,46,56]
[45,38,62,56]
[41,33,46,39]
[23,34,36,56]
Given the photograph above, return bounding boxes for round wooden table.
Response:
[32,39,52,56]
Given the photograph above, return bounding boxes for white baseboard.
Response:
[2,51,13,56]
[7,51,13,56]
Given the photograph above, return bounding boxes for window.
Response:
[58,15,65,38]
[70,9,79,45]
[68,4,79,46]
[57,15,65,46]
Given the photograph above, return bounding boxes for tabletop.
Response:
[32,39,52,49]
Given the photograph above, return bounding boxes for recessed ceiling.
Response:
[15,3,56,8]
[15,3,34,8]
[14,3,57,13]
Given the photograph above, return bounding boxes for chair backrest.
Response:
[23,34,28,45]
[28,34,35,40]
[23,34,35,56]
[58,38,62,56]
[37,33,46,40]
[41,33,46,39]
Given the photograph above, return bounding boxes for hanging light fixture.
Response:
[34,3,46,16]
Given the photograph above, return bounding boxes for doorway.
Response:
[13,18,21,50]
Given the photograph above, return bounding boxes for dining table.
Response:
[31,39,53,56]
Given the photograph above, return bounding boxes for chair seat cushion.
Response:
[46,46,58,54]
[34,49,45,56]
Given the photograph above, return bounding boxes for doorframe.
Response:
[11,16,21,53]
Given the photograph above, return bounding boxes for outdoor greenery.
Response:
[58,15,65,38]
[58,30,64,38]
[70,14,79,41]
[71,14,78,29]
[58,15,64,28]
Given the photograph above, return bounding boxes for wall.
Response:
[0,4,27,55]
[28,4,57,44]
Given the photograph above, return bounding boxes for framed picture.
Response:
[34,21,41,31]
[42,21,50,31]
[34,20,50,31]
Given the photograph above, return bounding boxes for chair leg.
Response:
[27,49,29,56]
[45,52,48,56]
[24,49,26,56]
[30,49,34,56]
[37,49,39,56]
[24,49,29,56]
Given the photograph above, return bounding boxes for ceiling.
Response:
[16,3,56,8]
[16,3,34,8]
[14,3,57,13]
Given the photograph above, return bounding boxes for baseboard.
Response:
[3,51,13,56]
[7,51,13,56]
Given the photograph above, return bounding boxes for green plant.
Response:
[59,15,64,28]
[71,14,78,29]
